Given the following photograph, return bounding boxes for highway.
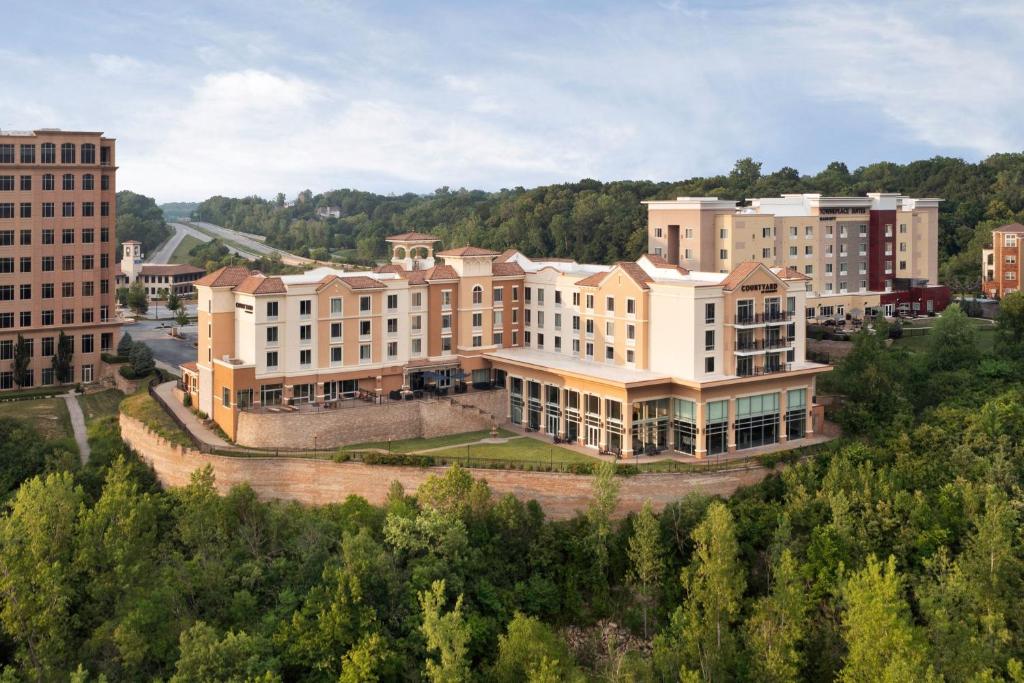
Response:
[187,221,315,266]
[147,222,217,263]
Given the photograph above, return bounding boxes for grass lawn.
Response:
[169,234,204,264]
[0,397,73,441]
[429,436,596,465]
[343,428,516,453]
[120,390,192,448]
[77,389,125,424]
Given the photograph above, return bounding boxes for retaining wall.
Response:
[233,390,508,449]
[119,411,781,520]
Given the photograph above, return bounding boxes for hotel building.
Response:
[185,230,830,458]
[981,223,1024,299]
[0,129,120,390]
[647,193,948,318]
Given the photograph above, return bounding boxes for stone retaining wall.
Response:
[120,411,780,520]
[233,389,508,449]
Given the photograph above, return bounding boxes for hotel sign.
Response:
[741,283,778,293]
[820,207,868,215]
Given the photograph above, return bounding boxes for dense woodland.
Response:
[1,298,1024,681]
[191,155,1024,285]
[116,191,171,256]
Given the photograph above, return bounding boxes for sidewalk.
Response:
[152,380,235,450]
[64,392,91,465]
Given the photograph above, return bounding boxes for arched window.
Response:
[62,173,75,191]
[82,173,94,190]
[40,143,55,164]
[472,285,483,304]
[42,173,55,191]
[60,143,75,164]
[80,143,96,164]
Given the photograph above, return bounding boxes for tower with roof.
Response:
[385,232,440,270]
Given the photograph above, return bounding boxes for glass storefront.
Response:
[565,390,580,442]
[545,385,561,434]
[510,377,524,425]
[672,398,697,455]
[605,399,623,453]
[735,392,780,450]
[786,388,807,439]
[527,381,542,430]
[632,398,669,454]
[706,399,728,455]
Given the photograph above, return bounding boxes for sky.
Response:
[2,0,1023,203]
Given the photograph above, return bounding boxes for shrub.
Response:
[182,393,192,407]
[101,352,129,364]
[119,366,137,380]
[129,342,156,377]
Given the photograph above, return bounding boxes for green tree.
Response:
[175,308,190,328]
[585,461,620,605]
[12,335,31,388]
[677,501,745,681]
[127,281,149,315]
[627,500,663,638]
[418,579,470,683]
[52,330,74,384]
[165,290,180,313]
[490,612,579,683]
[996,290,1024,357]
[170,621,280,682]
[116,286,129,307]
[339,633,391,683]
[929,303,978,370]
[743,549,806,683]
[840,555,938,682]
[116,332,133,358]
[129,342,155,377]
[0,472,84,679]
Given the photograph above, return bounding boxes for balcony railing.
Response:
[732,311,792,325]
[734,337,793,351]
[736,362,791,377]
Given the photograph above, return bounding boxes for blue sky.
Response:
[2,1,1022,203]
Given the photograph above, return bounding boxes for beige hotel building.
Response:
[0,129,120,390]
[186,227,832,458]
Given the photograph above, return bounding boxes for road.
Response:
[187,221,315,266]
[127,315,199,371]
[148,222,216,263]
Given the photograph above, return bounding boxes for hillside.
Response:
[192,155,1024,284]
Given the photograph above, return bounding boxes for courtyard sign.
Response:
[741,282,779,293]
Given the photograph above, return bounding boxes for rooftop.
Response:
[486,348,670,386]
[386,231,440,242]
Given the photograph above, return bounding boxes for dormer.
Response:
[386,232,440,270]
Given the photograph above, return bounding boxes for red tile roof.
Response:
[136,263,205,277]
[720,261,767,290]
[495,249,520,263]
[770,266,811,281]
[644,253,690,275]
[491,262,525,276]
[373,264,405,274]
[436,246,499,257]
[996,223,1024,234]
[426,265,459,281]
[180,361,198,372]
[319,274,387,290]
[616,261,654,289]
[386,231,440,242]
[195,266,251,288]
[575,271,610,288]
[234,275,287,295]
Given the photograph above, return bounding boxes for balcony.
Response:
[736,362,791,377]
[732,311,792,326]
[734,337,793,352]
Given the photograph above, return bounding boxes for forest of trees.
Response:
[116,191,171,255]
[1,297,1024,680]
[192,155,1024,285]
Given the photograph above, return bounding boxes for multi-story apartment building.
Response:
[185,232,830,458]
[0,129,120,390]
[646,193,949,319]
[981,223,1024,298]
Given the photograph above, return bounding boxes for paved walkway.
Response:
[152,380,234,449]
[64,393,90,464]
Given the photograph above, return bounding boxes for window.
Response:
[704,357,715,373]
[299,299,312,317]
[472,285,483,304]
[62,228,75,244]
[606,296,615,312]
[385,293,398,310]
[101,175,110,191]
[627,323,636,341]
[789,246,797,257]
[0,203,12,219]
[537,288,545,305]
[0,257,11,273]
[411,315,422,331]
[763,227,773,238]
[684,248,693,259]
[719,249,728,260]
[82,202,94,217]
[266,351,278,368]
[387,341,398,357]
[492,333,502,348]
[42,203,54,218]
[0,176,12,192]
[266,326,278,343]
[387,318,399,333]
[19,284,30,299]
[19,256,30,273]
[0,285,11,300]
[493,287,503,303]
[330,297,342,316]
[585,294,594,310]
[19,144,35,164]
[299,349,311,366]
[82,228,94,243]
[62,173,75,191]
[63,255,74,270]
[266,301,278,318]
[100,201,109,217]
[442,313,452,330]
[572,292,580,306]
[705,330,715,351]
[585,342,594,358]
[62,282,75,297]
[762,247,772,259]
[359,295,371,312]
[359,344,372,362]
[41,310,53,326]
[525,287,532,303]
[42,283,54,298]
[605,320,614,337]
[720,228,728,239]
[411,291,422,307]
[82,174,94,190]
[684,227,694,238]
[19,175,30,191]
[605,345,614,360]
[359,319,371,337]
[81,144,95,164]
[81,335,94,354]
[61,143,76,164]
[804,265,813,275]
[585,319,594,336]
[62,202,74,217]
[804,245,813,256]
[655,227,663,238]
[472,312,482,328]
[442,336,452,352]
[512,286,519,302]
[62,309,74,324]
[0,145,12,164]
[626,349,635,363]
